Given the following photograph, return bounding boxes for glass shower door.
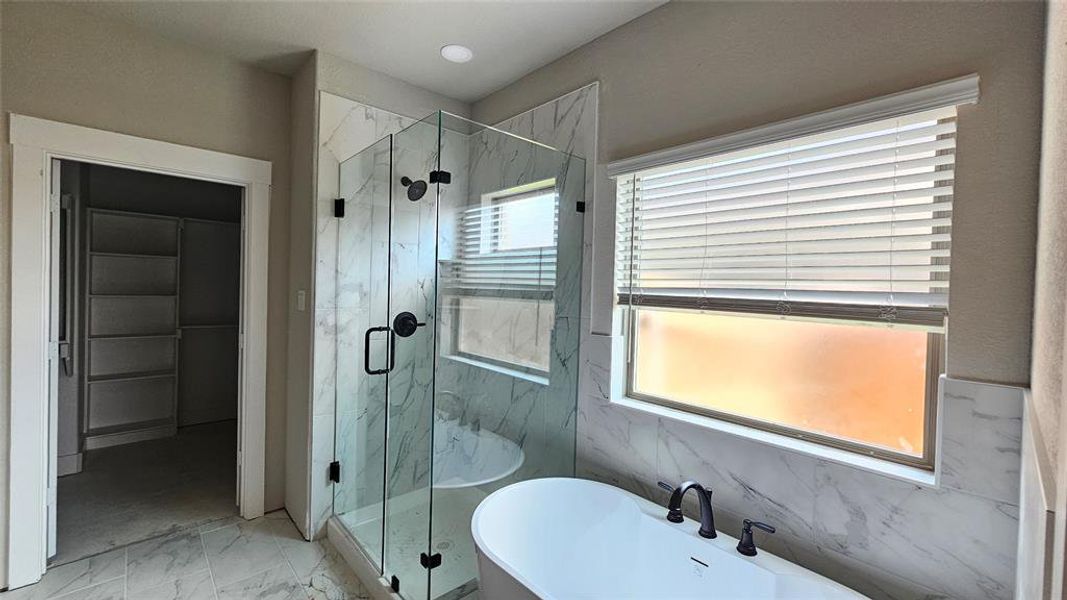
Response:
[382,113,442,599]
[428,114,585,600]
[334,135,393,568]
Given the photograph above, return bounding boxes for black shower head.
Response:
[400,176,427,201]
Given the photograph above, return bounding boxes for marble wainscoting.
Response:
[576,327,1024,600]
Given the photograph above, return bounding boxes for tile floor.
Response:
[56,421,238,565]
[1,511,369,600]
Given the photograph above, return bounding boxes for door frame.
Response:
[7,114,271,589]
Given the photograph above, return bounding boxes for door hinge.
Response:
[576,201,587,213]
[390,575,400,593]
[334,198,345,218]
[420,552,442,569]
[328,461,341,483]
[429,170,451,185]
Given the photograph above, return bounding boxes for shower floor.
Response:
[339,486,487,599]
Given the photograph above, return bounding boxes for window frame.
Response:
[448,178,558,377]
[621,302,944,470]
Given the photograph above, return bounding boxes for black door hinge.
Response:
[390,575,400,593]
[429,170,452,184]
[576,201,586,213]
[334,198,345,218]
[420,552,442,569]
[328,461,341,483]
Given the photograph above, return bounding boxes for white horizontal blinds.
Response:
[447,186,559,295]
[617,105,956,319]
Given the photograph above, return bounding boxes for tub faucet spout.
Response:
[658,480,717,539]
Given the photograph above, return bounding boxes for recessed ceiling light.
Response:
[440,44,473,64]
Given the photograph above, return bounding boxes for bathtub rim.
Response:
[470,476,866,599]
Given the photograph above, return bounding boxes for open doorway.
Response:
[50,160,243,564]
[9,114,269,590]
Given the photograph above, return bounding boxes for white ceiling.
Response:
[77,1,666,103]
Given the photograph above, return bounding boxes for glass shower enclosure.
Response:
[332,111,584,600]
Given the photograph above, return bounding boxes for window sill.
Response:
[612,395,938,488]
[441,353,549,386]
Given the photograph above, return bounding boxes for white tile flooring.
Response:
[1,511,369,600]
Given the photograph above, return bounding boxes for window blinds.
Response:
[616,106,958,326]
[445,187,559,297]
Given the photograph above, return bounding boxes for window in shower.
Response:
[615,99,964,469]
[447,180,557,375]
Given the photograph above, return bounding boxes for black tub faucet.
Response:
[658,480,717,539]
[736,519,776,556]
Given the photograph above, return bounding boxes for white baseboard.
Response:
[57,453,82,477]
[327,516,402,600]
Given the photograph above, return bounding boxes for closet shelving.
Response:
[82,209,240,449]
[84,209,181,449]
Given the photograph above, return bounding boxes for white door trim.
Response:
[7,114,271,589]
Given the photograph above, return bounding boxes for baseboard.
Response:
[84,424,176,450]
[327,516,402,600]
[57,453,82,476]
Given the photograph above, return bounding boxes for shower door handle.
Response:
[364,326,395,375]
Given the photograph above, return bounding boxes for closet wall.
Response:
[59,161,241,466]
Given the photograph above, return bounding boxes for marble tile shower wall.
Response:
[465,84,599,479]
[434,119,587,482]
[313,90,596,540]
[313,93,420,538]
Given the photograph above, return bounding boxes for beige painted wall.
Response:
[0,3,293,582]
[474,0,1046,387]
[285,52,317,536]
[1044,1,1067,595]
[0,2,8,589]
[1036,0,1067,476]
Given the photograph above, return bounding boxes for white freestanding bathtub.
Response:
[471,478,867,599]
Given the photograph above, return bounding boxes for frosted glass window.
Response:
[630,309,934,458]
[614,96,969,468]
[455,296,553,373]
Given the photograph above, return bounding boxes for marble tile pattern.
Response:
[432,87,595,485]
[576,331,1026,600]
[311,93,421,540]
[0,512,369,600]
[316,89,593,552]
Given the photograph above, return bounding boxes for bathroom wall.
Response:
[1032,0,1067,480]
[0,4,293,583]
[473,0,1046,388]
[493,87,1026,600]
[1032,2,1067,596]
[471,3,1040,597]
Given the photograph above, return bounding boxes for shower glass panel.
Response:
[332,111,584,600]
[334,134,393,568]
[383,112,442,600]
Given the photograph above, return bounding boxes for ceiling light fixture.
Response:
[440,44,473,64]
